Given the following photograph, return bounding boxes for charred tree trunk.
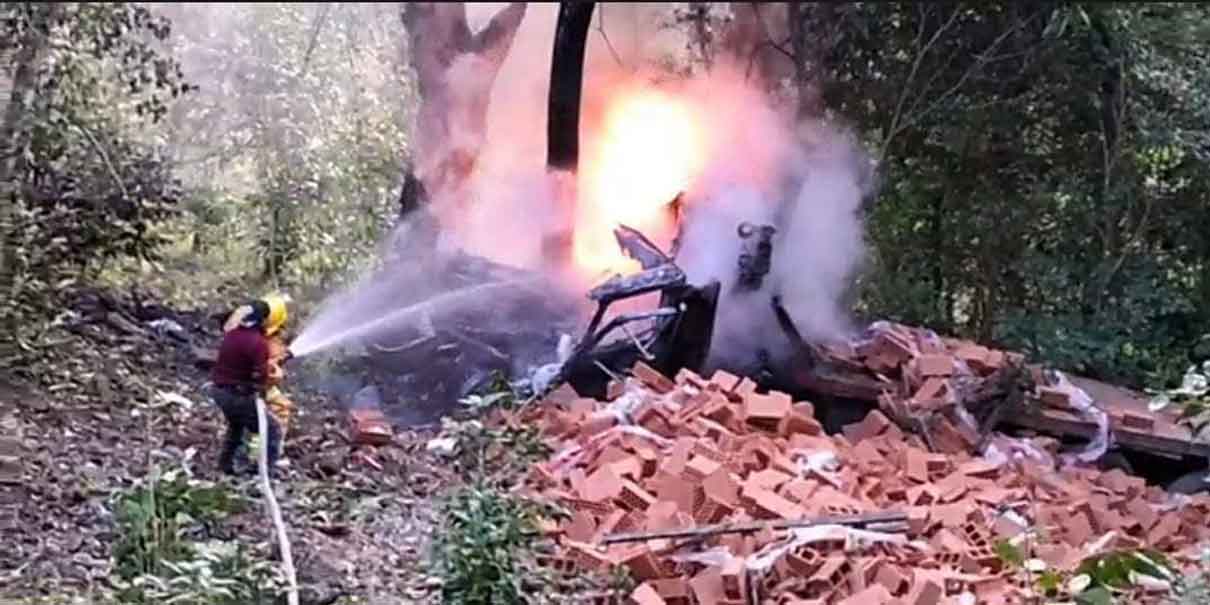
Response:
[398,2,526,219]
[541,2,594,267]
[545,2,595,173]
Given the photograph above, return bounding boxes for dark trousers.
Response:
[210,384,281,473]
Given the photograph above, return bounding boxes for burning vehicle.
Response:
[541,206,1210,496]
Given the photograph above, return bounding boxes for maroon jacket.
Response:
[210,326,270,390]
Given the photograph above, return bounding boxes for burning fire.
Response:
[573,89,707,276]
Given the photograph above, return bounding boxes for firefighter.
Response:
[210,294,294,475]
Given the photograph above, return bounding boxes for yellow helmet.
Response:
[262,293,289,336]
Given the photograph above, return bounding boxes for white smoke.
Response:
[297,4,873,374]
[667,64,870,370]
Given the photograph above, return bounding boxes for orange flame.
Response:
[573,89,707,276]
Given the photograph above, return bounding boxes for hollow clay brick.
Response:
[631,583,667,605]
[839,585,893,605]
[874,563,909,594]
[648,579,692,605]
[689,567,725,605]
[651,472,699,515]
[750,487,805,520]
[1037,386,1071,408]
[581,465,625,502]
[675,367,707,388]
[904,449,929,484]
[632,361,676,394]
[748,468,795,491]
[734,377,759,398]
[744,392,791,431]
[1063,511,1093,547]
[609,456,645,481]
[565,510,597,543]
[781,411,824,437]
[720,557,746,599]
[543,383,580,406]
[684,455,722,482]
[956,460,999,479]
[906,577,943,605]
[912,378,948,405]
[708,369,740,391]
[620,546,666,582]
[916,354,955,377]
[618,479,658,512]
[1148,513,1181,546]
[702,468,741,506]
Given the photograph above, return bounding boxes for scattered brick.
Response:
[1148,513,1182,546]
[618,479,658,512]
[744,392,791,432]
[903,449,929,484]
[1037,386,1071,408]
[1062,511,1094,547]
[519,354,1207,605]
[906,577,942,605]
[648,578,692,605]
[915,354,955,377]
[631,583,667,605]
[633,361,676,393]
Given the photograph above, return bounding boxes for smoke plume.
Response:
[298,4,873,382]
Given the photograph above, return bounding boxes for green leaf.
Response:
[995,540,1025,567]
[1038,570,1063,594]
[1075,586,1114,605]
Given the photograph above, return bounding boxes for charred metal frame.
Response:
[559,224,719,398]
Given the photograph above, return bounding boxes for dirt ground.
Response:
[0,290,460,604]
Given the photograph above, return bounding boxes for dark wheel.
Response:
[1167,470,1210,495]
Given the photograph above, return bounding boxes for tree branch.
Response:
[880,5,961,163]
[469,2,527,64]
[595,4,626,70]
[895,8,1048,144]
[301,3,334,75]
[67,119,129,203]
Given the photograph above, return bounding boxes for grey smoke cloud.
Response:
[295,4,873,376]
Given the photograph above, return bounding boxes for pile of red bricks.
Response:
[818,322,1026,455]
[514,354,1210,604]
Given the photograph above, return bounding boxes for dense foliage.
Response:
[0,2,190,361]
[3,2,1208,385]
[790,2,1210,387]
[142,2,411,302]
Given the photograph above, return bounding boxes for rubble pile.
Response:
[515,338,1210,604]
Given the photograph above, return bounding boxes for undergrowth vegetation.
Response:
[426,380,633,604]
[110,467,281,604]
[429,485,557,605]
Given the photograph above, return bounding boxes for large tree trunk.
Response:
[541,2,595,267]
[0,4,57,347]
[546,2,595,172]
[398,2,526,218]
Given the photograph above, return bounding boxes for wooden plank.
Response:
[1004,401,1210,459]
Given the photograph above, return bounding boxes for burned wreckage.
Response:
[551,217,786,400]
[544,212,1210,495]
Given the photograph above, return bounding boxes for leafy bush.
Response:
[996,538,1178,604]
[110,467,281,604]
[429,485,554,605]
